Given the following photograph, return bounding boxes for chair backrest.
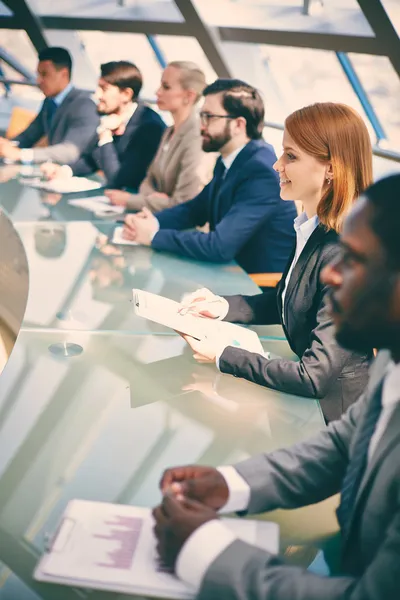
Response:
[6,106,36,139]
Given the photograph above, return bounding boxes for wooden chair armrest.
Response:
[249,272,282,288]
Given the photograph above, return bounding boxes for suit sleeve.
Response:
[13,111,45,148]
[69,134,98,176]
[222,291,280,325]
[29,97,99,164]
[152,165,280,263]
[199,526,400,600]
[199,490,400,600]
[233,393,363,515]
[148,183,211,230]
[220,246,359,399]
[101,121,165,190]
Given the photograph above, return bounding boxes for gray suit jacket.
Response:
[127,110,214,212]
[13,87,99,163]
[199,351,400,600]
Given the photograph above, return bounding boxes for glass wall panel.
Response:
[193,0,374,35]
[349,53,400,150]
[155,35,217,84]
[27,0,183,22]
[78,31,163,99]
[0,1,12,17]
[381,0,400,36]
[223,43,373,137]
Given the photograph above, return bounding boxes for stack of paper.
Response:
[68,196,125,216]
[26,177,102,193]
[112,226,138,245]
[34,499,279,598]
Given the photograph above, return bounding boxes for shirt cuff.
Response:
[215,345,229,371]
[61,165,73,178]
[217,298,230,320]
[150,219,160,242]
[20,148,34,164]
[176,520,236,591]
[217,466,251,513]
[98,132,114,147]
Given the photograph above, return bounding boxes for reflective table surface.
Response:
[0,166,326,599]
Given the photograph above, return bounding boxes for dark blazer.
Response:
[70,103,166,190]
[13,87,99,164]
[152,139,297,274]
[200,351,400,600]
[220,224,372,422]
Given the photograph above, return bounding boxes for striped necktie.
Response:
[337,380,384,536]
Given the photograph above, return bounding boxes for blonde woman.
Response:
[181,102,374,422]
[106,61,210,212]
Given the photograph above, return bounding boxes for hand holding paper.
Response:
[180,288,229,319]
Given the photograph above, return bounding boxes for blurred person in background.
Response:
[41,61,165,190]
[0,47,99,164]
[180,102,374,423]
[105,61,212,212]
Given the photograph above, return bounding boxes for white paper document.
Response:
[69,196,125,216]
[112,226,139,245]
[26,177,102,193]
[34,499,279,598]
[133,289,264,353]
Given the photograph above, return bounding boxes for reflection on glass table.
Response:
[0,170,105,223]
[0,329,324,599]
[15,221,259,332]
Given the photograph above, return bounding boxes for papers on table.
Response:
[132,289,264,353]
[68,196,125,216]
[34,499,279,599]
[111,226,138,245]
[25,176,102,193]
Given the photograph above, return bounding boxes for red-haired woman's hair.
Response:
[285,102,373,232]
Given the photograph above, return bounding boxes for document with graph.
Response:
[132,288,265,354]
[34,499,279,598]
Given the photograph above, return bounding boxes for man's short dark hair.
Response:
[365,174,400,270]
[100,61,142,99]
[203,78,265,140]
[38,47,72,77]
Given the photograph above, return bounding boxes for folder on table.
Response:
[34,499,279,599]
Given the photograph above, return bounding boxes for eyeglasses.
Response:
[199,112,235,126]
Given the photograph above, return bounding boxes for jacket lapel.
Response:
[281,224,328,325]
[115,103,145,153]
[158,111,198,173]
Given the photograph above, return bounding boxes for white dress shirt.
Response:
[97,101,137,147]
[176,360,400,590]
[281,212,319,324]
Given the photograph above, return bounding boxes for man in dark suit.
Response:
[0,47,99,164]
[153,174,400,599]
[123,79,296,274]
[42,61,166,190]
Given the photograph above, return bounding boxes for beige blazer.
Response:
[126,111,214,212]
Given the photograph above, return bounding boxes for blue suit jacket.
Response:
[152,139,297,273]
[70,104,166,190]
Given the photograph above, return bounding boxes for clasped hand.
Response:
[152,465,229,570]
[122,207,158,245]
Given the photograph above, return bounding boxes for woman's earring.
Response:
[326,177,332,185]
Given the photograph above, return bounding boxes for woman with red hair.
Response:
[181,102,374,422]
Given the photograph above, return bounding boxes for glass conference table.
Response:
[0,168,329,600]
